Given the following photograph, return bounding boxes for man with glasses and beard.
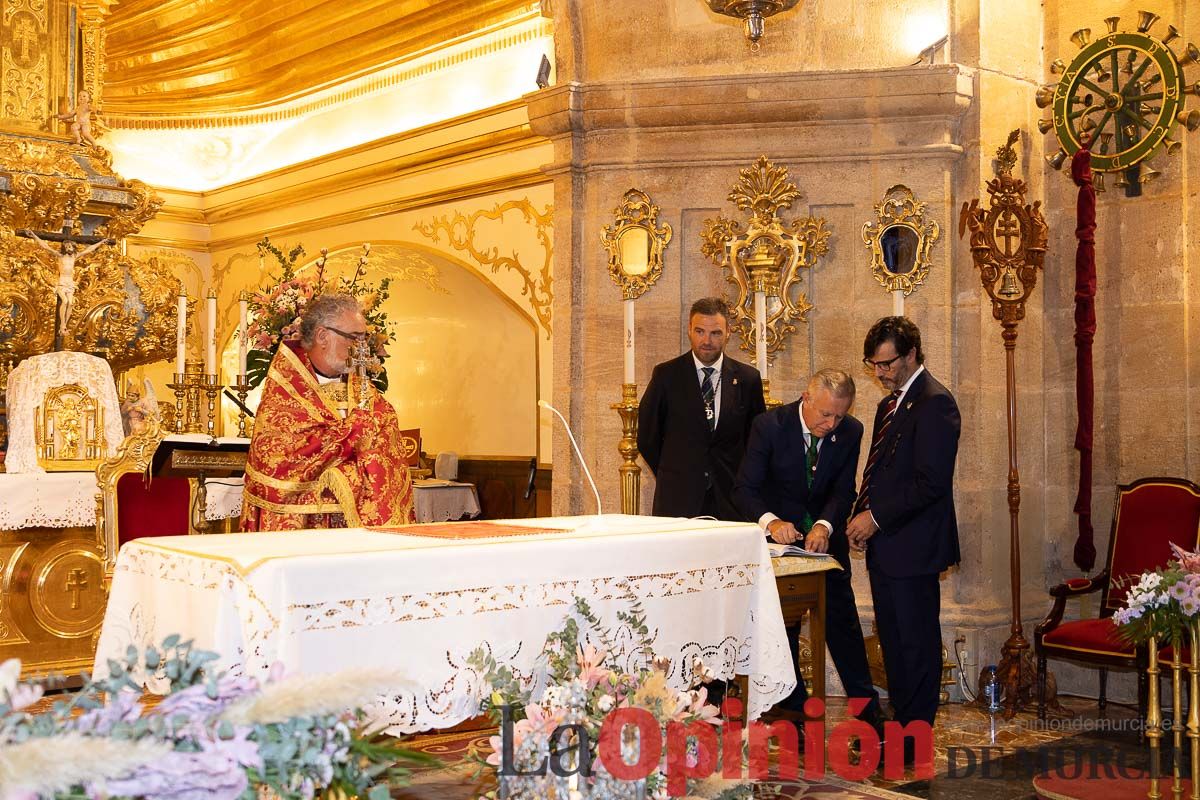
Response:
[242,293,414,531]
[847,316,960,763]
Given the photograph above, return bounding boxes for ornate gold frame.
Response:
[862,185,940,296]
[600,189,673,300]
[700,155,830,362]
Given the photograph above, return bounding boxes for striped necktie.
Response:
[852,390,902,516]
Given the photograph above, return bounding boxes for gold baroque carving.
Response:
[96,179,165,240]
[700,155,830,361]
[600,188,672,301]
[862,185,940,297]
[413,199,553,336]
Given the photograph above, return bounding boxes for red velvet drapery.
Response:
[1071,144,1097,572]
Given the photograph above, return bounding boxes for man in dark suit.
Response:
[734,369,882,728]
[638,297,765,519]
[847,316,961,734]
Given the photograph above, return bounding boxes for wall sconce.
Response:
[701,155,830,407]
[706,0,801,48]
[600,188,673,515]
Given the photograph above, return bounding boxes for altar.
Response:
[94,514,795,733]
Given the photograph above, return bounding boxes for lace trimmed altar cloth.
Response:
[93,514,795,733]
[4,351,124,474]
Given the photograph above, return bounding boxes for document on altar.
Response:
[768,541,836,560]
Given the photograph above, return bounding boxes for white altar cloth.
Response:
[94,514,794,733]
[0,472,99,529]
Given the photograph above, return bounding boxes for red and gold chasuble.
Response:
[241,341,415,531]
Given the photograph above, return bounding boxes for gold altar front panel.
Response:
[0,525,107,678]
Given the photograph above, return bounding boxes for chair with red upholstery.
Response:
[1036,477,1200,721]
[96,419,193,577]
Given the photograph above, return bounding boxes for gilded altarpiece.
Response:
[1,0,70,133]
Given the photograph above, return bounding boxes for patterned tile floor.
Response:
[393,695,1147,799]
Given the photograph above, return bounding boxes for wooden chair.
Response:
[95,419,191,577]
[1036,477,1200,721]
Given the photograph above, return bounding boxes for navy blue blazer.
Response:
[863,369,961,578]
[734,401,863,567]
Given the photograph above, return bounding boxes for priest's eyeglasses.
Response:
[323,325,369,343]
[862,353,903,370]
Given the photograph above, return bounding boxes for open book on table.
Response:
[767,541,836,560]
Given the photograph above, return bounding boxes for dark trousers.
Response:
[782,565,881,722]
[868,569,942,726]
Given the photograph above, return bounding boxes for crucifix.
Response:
[21,226,114,348]
[349,339,375,410]
[65,567,88,610]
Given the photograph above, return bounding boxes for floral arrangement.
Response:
[1113,543,1200,645]
[244,236,395,391]
[0,636,435,800]
[469,596,750,800]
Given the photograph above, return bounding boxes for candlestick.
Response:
[238,291,249,378]
[176,294,187,375]
[233,375,251,438]
[623,298,635,384]
[611,383,642,514]
[203,374,222,442]
[205,290,217,375]
[754,290,768,380]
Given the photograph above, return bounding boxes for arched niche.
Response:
[220,242,538,459]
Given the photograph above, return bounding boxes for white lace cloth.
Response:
[411,479,480,522]
[4,352,124,474]
[199,478,481,523]
[0,472,99,529]
[204,480,244,522]
[94,514,795,733]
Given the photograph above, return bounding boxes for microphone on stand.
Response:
[538,400,602,515]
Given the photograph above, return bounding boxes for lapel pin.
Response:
[831,434,837,443]
[732,377,738,385]
[906,402,913,410]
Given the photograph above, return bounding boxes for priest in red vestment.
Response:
[241,293,415,531]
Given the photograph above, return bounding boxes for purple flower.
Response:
[96,745,247,800]
[154,675,260,721]
[72,689,143,734]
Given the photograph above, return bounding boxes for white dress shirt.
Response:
[758,402,833,539]
[865,363,926,528]
[692,352,724,431]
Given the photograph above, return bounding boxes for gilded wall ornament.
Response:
[413,199,554,336]
[862,185,940,296]
[1039,11,1200,195]
[700,155,830,362]
[600,188,672,301]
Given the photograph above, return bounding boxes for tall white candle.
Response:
[206,290,217,375]
[238,293,248,378]
[623,298,635,385]
[176,293,187,375]
[754,291,768,381]
[892,289,904,317]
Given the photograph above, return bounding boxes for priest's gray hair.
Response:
[300,293,362,347]
[806,368,856,401]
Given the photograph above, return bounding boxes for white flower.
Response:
[597,694,615,713]
[1142,574,1163,591]
[0,659,20,702]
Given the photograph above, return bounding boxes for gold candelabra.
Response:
[611,383,641,515]
[168,359,226,436]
